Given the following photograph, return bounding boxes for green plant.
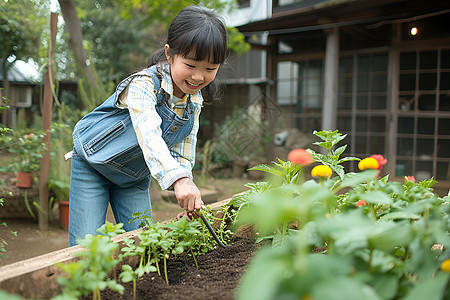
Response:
[189,205,234,255]
[0,194,17,258]
[129,209,154,228]
[96,221,126,281]
[0,290,25,300]
[120,222,169,285]
[122,218,187,298]
[48,179,70,202]
[55,233,124,300]
[203,205,234,246]
[96,221,126,239]
[306,129,360,179]
[0,98,17,258]
[163,216,202,269]
[22,189,55,220]
[118,210,231,291]
[49,109,79,203]
[117,214,213,298]
[234,130,450,300]
[53,206,233,299]
[0,129,47,173]
[119,234,155,300]
[118,264,137,300]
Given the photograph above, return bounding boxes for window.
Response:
[276,59,323,131]
[337,53,389,169]
[396,49,450,181]
[14,86,32,108]
[237,0,250,8]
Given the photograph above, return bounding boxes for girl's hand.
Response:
[176,210,200,221]
[173,177,203,212]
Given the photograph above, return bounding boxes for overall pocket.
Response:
[106,144,150,180]
[84,119,126,155]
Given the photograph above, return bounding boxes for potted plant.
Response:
[0,130,47,188]
[48,122,74,230]
[48,178,70,229]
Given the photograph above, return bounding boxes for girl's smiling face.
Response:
[165,44,220,98]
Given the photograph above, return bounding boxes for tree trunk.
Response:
[58,0,97,88]
[1,59,11,126]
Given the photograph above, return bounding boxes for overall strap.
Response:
[113,65,164,106]
[145,65,166,106]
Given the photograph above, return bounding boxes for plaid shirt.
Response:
[119,63,203,190]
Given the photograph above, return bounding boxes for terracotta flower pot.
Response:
[16,171,33,188]
[57,201,70,230]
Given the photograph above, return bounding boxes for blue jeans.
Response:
[68,153,152,246]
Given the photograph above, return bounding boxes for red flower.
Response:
[405,176,416,182]
[356,200,367,207]
[370,154,387,170]
[288,148,313,166]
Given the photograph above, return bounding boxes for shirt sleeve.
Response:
[124,75,195,190]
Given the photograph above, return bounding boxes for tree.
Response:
[0,0,46,97]
[118,0,250,55]
[76,0,161,83]
[58,0,97,88]
[118,0,238,25]
[57,0,249,89]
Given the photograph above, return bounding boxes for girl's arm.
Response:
[170,100,203,212]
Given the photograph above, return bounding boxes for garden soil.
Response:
[81,238,256,300]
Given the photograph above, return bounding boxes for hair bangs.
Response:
[177,25,227,64]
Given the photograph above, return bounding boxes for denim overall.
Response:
[69,65,196,246]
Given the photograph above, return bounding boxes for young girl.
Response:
[68,5,227,246]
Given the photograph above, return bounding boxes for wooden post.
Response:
[321,27,340,132]
[387,24,401,177]
[39,13,58,231]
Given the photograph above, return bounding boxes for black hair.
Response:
[148,5,228,103]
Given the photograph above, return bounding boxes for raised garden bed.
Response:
[0,198,255,299]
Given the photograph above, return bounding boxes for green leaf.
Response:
[337,156,361,164]
[236,247,293,300]
[119,265,135,283]
[334,170,378,191]
[248,164,285,178]
[312,277,380,300]
[333,145,347,157]
[382,212,421,220]
[330,164,345,180]
[368,222,413,251]
[420,178,438,189]
[362,191,393,205]
[313,141,332,150]
[402,272,450,300]
[316,210,373,253]
[371,273,398,299]
[0,289,33,300]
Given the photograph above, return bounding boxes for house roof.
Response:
[237,0,450,35]
[0,61,40,84]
